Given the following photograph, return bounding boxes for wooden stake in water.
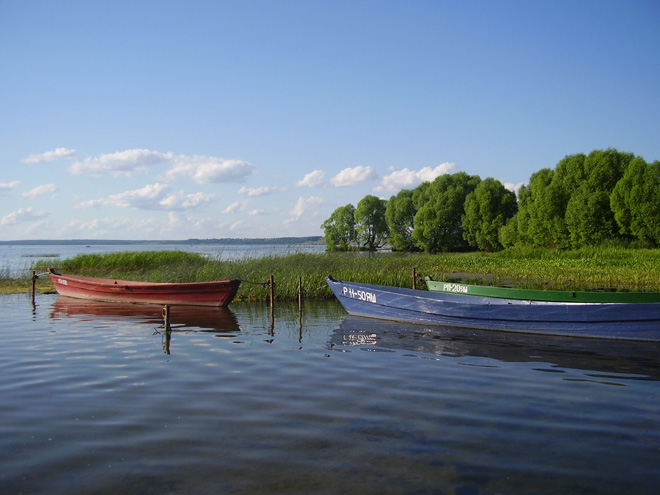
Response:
[32,271,37,306]
[298,276,303,338]
[269,275,275,309]
[163,305,171,331]
[162,305,172,354]
[412,267,417,290]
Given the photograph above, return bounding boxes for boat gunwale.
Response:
[47,269,241,307]
[424,276,660,303]
[48,269,240,288]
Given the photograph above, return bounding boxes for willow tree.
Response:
[462,178,517,251]
[611,158,660,246]
[354,195,389,251]
[563,149,634,247]
[411,172,480,252]
[514,149,636,248]
[385,189,418,251]
[321,204,356,251]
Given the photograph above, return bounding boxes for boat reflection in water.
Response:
[50,296,241,354]
[331,316,660,381]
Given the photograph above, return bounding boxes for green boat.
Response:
[424,277,660,304]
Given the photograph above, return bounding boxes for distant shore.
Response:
[0,236,323,246]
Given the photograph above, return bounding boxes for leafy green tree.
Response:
[583,148,634,191]
[354,195,389,250]
[512,168,558,247]
[611,157,645,238]
[563,149,634,247]
[565,189,614,247]
[515,149,636,248]
[321,204,356,251]
[519,164,580,248]
[411,172,480,252]
[385,189,418,251]
[510,184,530,246]
[411,181,431,209]
[499,215,520,248]
[611,158,660,246]
[462,178,517,251]
[637,161,660,245]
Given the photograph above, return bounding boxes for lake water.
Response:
[2,293,660,494]
[0,243,326,277]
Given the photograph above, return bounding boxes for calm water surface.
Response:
[1,294,659,494]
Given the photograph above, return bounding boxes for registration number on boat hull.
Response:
[342,286,377,303]
[443,283,468,294]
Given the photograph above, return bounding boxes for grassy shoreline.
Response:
[3,247,660,300]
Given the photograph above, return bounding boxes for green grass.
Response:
[2,247,660,299]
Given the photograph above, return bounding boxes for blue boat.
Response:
[326,276,660,341]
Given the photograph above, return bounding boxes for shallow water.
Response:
[1,294,659,494]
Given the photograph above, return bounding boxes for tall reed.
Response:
[27,247,660,300]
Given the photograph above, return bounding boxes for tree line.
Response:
[321,148,660,252]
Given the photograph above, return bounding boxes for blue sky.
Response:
[1,0,658,240]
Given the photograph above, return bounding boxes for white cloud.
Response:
[503,181,526,194]
[221,200,249,214]
[374,162,457,193]
[164,155,255,184]
[159,191,216,210]
[70,149,173,176]
[163,213,224,236]
[238,185,286,196]
[1,207,48,226]
[167,212,183,230]
[22,147,76,163]
[66,217,159,237]
[330,166,377,187]
[0,180,20,192]
[23,219,48,235]
[67,148,255,184]
[77,183,215,211]
[248,209,266,216]
[296,169,326,187]
[286,196,326,223]
[23,184,58,199]
[182,216,224,232]
[229,220,245,231]
[221,201,240,214]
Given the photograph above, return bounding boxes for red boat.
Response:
[48,269,241,307]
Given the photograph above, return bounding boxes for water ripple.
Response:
[1,294,659,494]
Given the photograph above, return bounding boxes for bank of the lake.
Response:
[6,247,660,300]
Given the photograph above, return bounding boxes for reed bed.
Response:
[11,247,659,300]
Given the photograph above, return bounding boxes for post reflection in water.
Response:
[50,297,242,355]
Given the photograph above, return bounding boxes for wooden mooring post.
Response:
[163,305,171,331]
[268,275,275,336]
[268,275,275,309]
[412,267,417,290]
[162,305,172,354]
[298,276,303,341]
[32,271,38,306]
